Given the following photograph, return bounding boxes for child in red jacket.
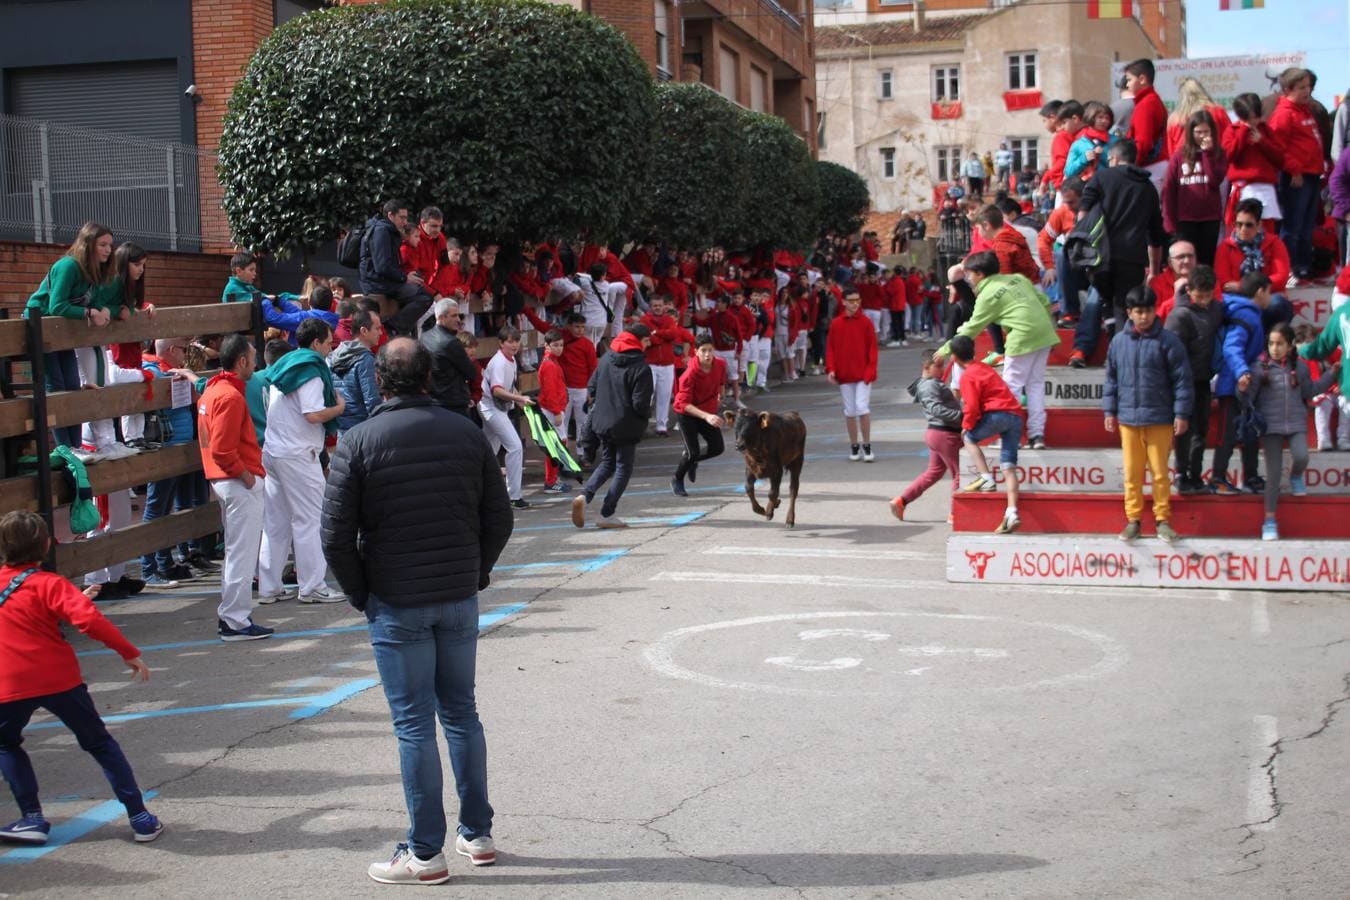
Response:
[0,511,161,845]
[538,330,570,493]
[950,335,1023,534]
[825,290,879,461]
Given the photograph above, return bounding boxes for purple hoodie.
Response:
[1330,145,1350,221]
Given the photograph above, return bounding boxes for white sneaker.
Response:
[368,843,451,885]
[596,515,628,529]
[901,340,910,347]
[848,445,862,461]
[70,448,101,463]
[256,588,296,605]
[109,442,141,459]
[298,585,347,604]
[455,834,497,866]
[862,445,876,462]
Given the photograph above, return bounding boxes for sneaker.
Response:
[1243,476,1266,494]
[1210,478,1242,496]
[70,447,101,464]
[1156,521,1179,544]
[597,515,628,529]
[455,833,497,866]
[1177,479,1200,496]
[1068,350,1087,369]
[256,588,295,605]
[143,573,180,589]
[116,575,146,596]
[571,495,588,529]
[186,553,218,573]
[218,619,274,642]
[961,475,996,493]
[1056,314,1079,328]
[757,383,771,394]
[299,586,347,604]
[885,340,902,348]
[901,339,910,348]
[671,476,688,497]
[543,482,571,494]
[994,511,1020,534]
[1119,521,1141,542]
[368,843,451,885]
[130,811,163,843]
[862,444,875,462]
[1290,475,1307,497]
[983,352,1004,366]
[735,399,749,410]
[889,497,905,520]
[1028,435,1046,451]
[165,563,197,582]
[1261,518,1279,541]
[0,814,50,844]
[848,444,862,461]
[510,499,531,510]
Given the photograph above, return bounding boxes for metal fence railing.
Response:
[0,114,229,253]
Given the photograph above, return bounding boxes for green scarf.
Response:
[265,349,339,437]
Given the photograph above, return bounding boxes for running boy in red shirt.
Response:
[0,511,162,845]
[950,335,1023,534]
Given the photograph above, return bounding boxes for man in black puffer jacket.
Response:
[419,297,477,418]
[320,337,512,882]
[572,324,653,529]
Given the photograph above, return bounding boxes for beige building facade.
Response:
[817,2,1174,212]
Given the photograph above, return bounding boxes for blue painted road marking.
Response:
[496,549,629,572]
[513,510,709,531]
[0,791,159,864]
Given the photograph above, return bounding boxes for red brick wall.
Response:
[0,241,232,316]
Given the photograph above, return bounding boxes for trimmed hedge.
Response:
[218,0,656,256]
[815,160,870,237]
[737,110,819,250]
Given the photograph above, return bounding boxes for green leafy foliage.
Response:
[638,82,750,248]
[737,110,819,250]
[218,0,656,256]
[814,160,870,237]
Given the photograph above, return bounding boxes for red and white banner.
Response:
[960,449,1350,494]
[948,534,1350,591]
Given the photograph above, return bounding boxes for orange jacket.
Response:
[198,371,264,480]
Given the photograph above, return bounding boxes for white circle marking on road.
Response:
[643,611,1128,696]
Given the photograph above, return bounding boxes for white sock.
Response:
[1006,506,1018,516]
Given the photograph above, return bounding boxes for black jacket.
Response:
[1081,163,1166,267]
[321,394,513,610]
[420,323,477,412]
[1165,293,1225,382]
[358,215,407,295]
[586,337,653,445]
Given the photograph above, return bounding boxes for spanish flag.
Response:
[1087,0,1133,16]
[1219,0,1263,9]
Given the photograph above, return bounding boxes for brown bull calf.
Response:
[730,409,807,528]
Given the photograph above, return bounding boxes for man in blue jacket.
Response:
[359,200,432,336]
[263,285,341,347]
[1104,285,1193,544]
[1209,272,1272,496]
[328,307,382,437]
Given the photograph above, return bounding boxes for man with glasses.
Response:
[1215,198,1294,330]
[420,297,478,418]
[1147,240,1197,321]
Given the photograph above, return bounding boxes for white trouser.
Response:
[1002,346,1051,438]
[212,476,264,630]
[607,284,629,336]
[949,361,965,392]
[82,418,118,451]
[864,309,882,338]
[585,324,607,348]
[84,489,132,585]
[482,410,523,500]
[121,414,145,442]
[259,451,328,596]
[840,382,872,418]
[754,336,772,387]
[715,350,739,381]
[795,331,809,367]
[880,309,892,341]
[563,387,589,443]
[651,364,674,430]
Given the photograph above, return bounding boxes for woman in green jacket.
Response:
[25,222,118,449]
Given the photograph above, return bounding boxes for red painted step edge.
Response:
[1041,407,1317,451]
[951,492,1350,538]
[975,327,1104,366]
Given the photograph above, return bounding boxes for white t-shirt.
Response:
[478,350,517,419]
[263,377,325,458]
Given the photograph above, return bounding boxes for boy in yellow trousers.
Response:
[1103,286,1193,544]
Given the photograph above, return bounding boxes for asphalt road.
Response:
[3,342,1349,898]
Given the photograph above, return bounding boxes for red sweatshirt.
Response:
[1223,122,1283,185]
[1269,96,1325,176]
[560,332,597,389]
[640,312,692,367]
[198,371,264,480]
[1046,129,1075,189]
[0,566,139,703]
[1214,233,1291,293]
[884,277,907,312]
[400,229,446,283]
[658,276,690,319]
[1038,205,1076,269]
[430,262,469,298]
[825,311,878,384]
[992,225,1040,281]
[1129,84,1168,167]
[906,274,923,307]
[730,303,757,342]
[1148,270,1180,321]
[958,361,1023,432]
[858,282,884,311]
[673,357,728,416]
[695,309,744,352]
[1165,105,1230,159]
[537,354,566,415]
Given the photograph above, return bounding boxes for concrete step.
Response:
[947,533,1350,592]
[959,447,1350,494]
[951,491,1350,539]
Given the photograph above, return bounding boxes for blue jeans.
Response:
[965,411,1023,466]
[43,349,82,448]
[1054,245,1086,317]
[366,595,492,857]
[585,440,636,518]
[0,684,147,818]
[142,473,184,574]
[1278,173,1321,276]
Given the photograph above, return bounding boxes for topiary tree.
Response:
[638,82,750,249]
[737,110,819,250]
[218,0,656,257]
[815,160,870,237]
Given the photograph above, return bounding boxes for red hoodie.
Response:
[958,361,1023,432]
[673,357,728,416]
[825,311,878,384]
[1214,232,1291,293]
[400,229,446,283]
[430,262,469,298]
[1046,129,1075,190]
[1269,96,1325,176]
[537,354,566,414]
[0,566,139,703]
[640,312,693,367]
[1128,84,1168,166]
[992,225,1040,282]
[1223,121,1284,186]
[694,308,744,352]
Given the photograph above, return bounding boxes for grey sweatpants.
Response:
[1260,432,1308,516]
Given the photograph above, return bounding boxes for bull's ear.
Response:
[759,412,772,429]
